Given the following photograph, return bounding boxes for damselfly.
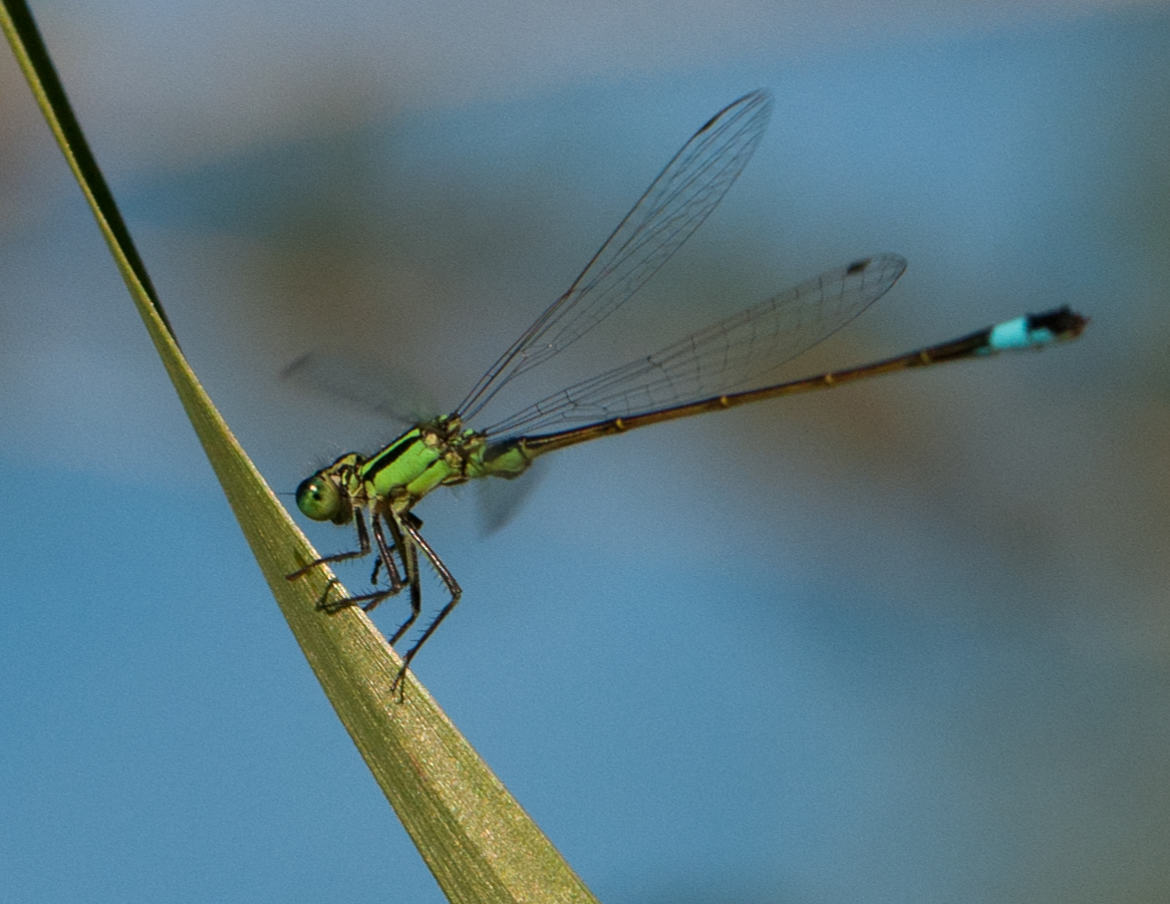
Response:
[288,90,1087,688]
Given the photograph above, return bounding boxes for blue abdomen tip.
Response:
[989,316,1056,351]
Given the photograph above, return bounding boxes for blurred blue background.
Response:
[2,2,1168,902]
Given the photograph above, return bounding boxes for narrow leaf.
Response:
[0,4,598,901]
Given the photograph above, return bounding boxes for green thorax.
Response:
[356,415,533,512]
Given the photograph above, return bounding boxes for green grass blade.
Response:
[0,4,598,901]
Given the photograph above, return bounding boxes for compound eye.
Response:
[295,475,342,522]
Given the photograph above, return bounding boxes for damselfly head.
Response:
[296,469,352,524]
